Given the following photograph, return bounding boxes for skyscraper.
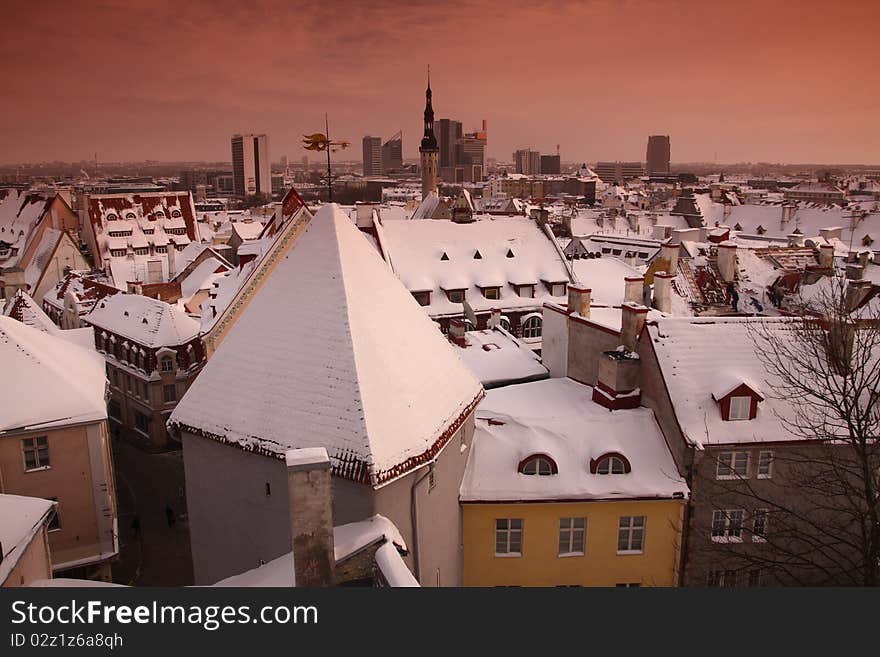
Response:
[231,134,271,197]
[513,149,541,175]
[381,132,403,173]
[419,71,439,200]
[362,136,382,176]
[436,118,463,173]
[540,154,561,175]
[646,135,671,175]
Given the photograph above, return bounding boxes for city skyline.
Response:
[1,0,879,166]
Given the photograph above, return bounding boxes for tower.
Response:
[419,68,439,200]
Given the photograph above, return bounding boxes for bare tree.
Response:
[689,275,880,586]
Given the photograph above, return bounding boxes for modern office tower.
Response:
[436,118,463,173]
[513,149,541,175]
[541,154,561,174]
[381,132,403,173]
[594,161,645,183]
[646,135,671,175]
[231,133,271,197]
[362,136,382,176]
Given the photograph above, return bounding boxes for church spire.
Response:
[420,66,437,152]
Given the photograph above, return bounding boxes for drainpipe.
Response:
[410,458,437,584]
[678,445,698,587]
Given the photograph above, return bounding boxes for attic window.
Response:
[483,287,501,300]
[863,235,874,246]
[519,454,558,476]
[728,396,751,421]
[446,289,466,303]
[125,213,136,220]
[155,211,165,219]
[734,223,743,231]
[591,453,631,475]
[440,252,449,261]
[756,225,767,235]
[106,213,118,221]
[171,210,182,218]
[473,250,483,260]
[412,291,431,306]
[506,249,515,258]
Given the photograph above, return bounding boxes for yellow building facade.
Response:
[463,499,684,587]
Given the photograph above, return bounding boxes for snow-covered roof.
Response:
[85,293,200,347]
[461,378,687,502]
[571,257,641,306]
[377,217,571,316]
[0,316,107,434]
[170,204,484,486]
[0,494,55,584]
[648,316,804,446]
[231,220,264,241]
[213,514,416,587]
[450,328,548,388]
[411,191,443,220]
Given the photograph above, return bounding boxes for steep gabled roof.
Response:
[0,315,107,434]
[170,204,484,486]
[85,293,200,347]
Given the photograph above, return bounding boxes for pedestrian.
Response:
[165,504,176,528]
[131,514,141,538]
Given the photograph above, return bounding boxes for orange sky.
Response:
[2,0,878,165]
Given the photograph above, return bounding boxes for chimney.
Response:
[819,226,843,241]
[818,243,834,269]
[487,308,501,329]
[787,233,804,247]
[660,242,680,275]
[127,281,143,296]
[717,242,737,282]
[845,279,872,312]
[620,302,648,352]
[448,318,467,347]
[624,276,645,304]
[286,447,336,587]
[167,243,176,277]
[846,264,865,280]
[781,203,796,226]
[858,251,870,268]
[561,213,572,237]
[653,272,673,313]
[567,284,591,317]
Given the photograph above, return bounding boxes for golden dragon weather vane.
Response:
[303,113,349,202]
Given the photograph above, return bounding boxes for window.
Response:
[520,455,557,475]
[558,517,586,556]
[47,497,60,531]
[160,356,174,372]
[495,519,523,556]
[23,436,49,470]
[163,384,177,403]
[551,283,566,296]
[757,451,773,479]
[516,285,535,298]
[711,509,744,542]
[265,482,271,496]
[595,454,629,474]
[412,291,431,306]
[499,316,511,331]
[728,395,752,420]
[617,516,645,553]
[134,411,151,435]
[747,569,763,587]
[752,509,768,542]
[521,315,542,339]
[108,400,122,422]
[483,287,500,300]
[447,289,465,303]
[707,570,737,587]
[716,451,749,479]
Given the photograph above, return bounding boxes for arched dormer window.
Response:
[518,454,558,476]
[125,212,136,220]
[521,314,542,339]
[106,213,118,221]
[171,209,182,219]
[590,453,631,475]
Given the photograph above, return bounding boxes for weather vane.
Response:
[303,113,350,202]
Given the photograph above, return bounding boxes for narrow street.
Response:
[111,437,194,586]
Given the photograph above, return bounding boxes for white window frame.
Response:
[160,357,174,373]
[711,509,745,543]
[22,436,50,472]
[728,395,752,420]
[716,451,750,480]
[617,516,645,554]
[521,457,554,476]
[558,517,586,557]
[447,289,465,304]
[483,287,500,300]
[752,509,768,542]
[521,315,542,339]
[757,451,774,479]
[596,456,626,475]
[495,518,523,557]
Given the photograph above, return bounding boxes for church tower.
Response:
[419,68,439,200]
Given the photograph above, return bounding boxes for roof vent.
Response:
[440,252,449,261]
[123,311,129,317]
[473,250,482,260]
[506,249,515,258]
[142,318,148,324]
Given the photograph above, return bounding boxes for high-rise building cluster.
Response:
[513,148,561,175]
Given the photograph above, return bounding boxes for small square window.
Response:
[716,451,749,479]
[617,516,645,553]
[728,395,751,420]
[495,518,523,556]
[23,436,50,471]
[412,291,431,306]
[483,287,500,300]
[160,357,174,372]
[447,290,465,304]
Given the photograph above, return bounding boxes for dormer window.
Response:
[445,288,466,303]
[506,249,515,258]
[440,252,449,261]
[513,284,535,299]
[171,210,182,218]
[160,356,174,373]
[125,212,136,220]
[412,291,431,307]
[519,454,558,476]
[482,287,501,300]
[591,453,631,475]
[473,250,483,260]
[712,376,764,421]
[106,213,118,221]
[155,211,165,219]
